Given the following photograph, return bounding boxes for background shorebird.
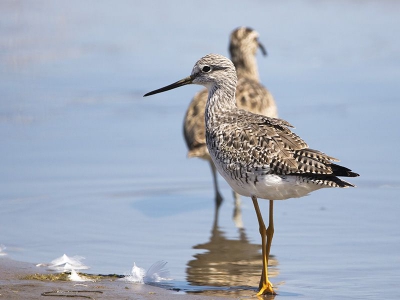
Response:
[144,54,359,295]
[183,27,277,219]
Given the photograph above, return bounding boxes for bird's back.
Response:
[236,77,277,118]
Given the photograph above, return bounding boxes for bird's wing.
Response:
[214,110,340,176]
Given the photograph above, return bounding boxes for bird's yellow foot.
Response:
[257,280,276,296]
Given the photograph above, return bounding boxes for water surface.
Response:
[1,1,399,299]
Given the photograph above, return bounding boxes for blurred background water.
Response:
[0,0,399,299]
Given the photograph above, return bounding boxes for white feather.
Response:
[123,261,171,283]
[41,254,89,271]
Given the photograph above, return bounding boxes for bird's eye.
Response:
[202,66,211,73]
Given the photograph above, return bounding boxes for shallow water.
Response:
[1,1,400,299]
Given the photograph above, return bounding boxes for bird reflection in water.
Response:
[186,207,279,298]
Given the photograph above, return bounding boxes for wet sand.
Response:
[0,258,234,300]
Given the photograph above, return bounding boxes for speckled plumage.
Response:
[144,53,359,295]
[187,54,358,200]
[183,27,277,208]
[207,106,357,200]
[146,53,358,198]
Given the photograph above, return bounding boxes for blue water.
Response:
[1,1,399,299]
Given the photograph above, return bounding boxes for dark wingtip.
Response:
[342,181,356,188]
[331,164,359,178]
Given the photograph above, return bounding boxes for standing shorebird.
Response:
[183,27,277,212]
[144,54,359,295]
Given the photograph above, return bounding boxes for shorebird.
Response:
[183,27,277,212]
[144,54,359,295]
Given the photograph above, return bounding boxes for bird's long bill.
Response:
[143,75,194,97]
[258,41,267,56]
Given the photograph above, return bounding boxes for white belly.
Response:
[213,160,328,200]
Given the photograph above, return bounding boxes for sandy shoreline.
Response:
[0,257,235,300]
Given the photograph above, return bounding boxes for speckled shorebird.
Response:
[183,27,277,212]
[144,54,359,295]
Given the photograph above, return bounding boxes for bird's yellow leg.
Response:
[265,200,275,291]
[252,197,276,295]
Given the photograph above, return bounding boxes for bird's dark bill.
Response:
[144,75,194,97]
[258,42,267,56]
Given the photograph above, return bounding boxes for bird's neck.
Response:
[232,54,260,81]
[205,83,237,125]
